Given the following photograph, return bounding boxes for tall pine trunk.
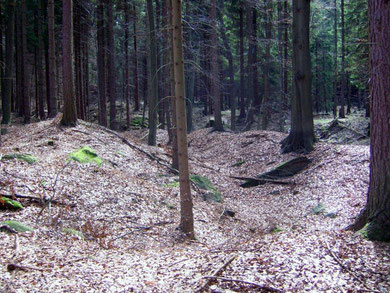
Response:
[47,0,57,118]
[97,0,107,126]
[172,0,194,239]
[348,0,390,242]
[61,0,77,126]
[107,0,116,129]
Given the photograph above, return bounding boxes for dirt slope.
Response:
[0,119,389,292]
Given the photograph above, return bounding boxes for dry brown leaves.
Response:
[0,120,389,292]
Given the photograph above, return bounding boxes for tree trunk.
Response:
[107,0,116,129]
[97,0,107,127]
[348,0,390,242]
[172,0,194,239]
[283,0,289,113]
[333,0,338,118]
[168,0,179,170]
[133,5,140,112]
[124,0,130,128]
[281,0,314,153]
[210,0,223,131]
[218,3,235,131]
[47,0,57,118]
[73,0,83,119]
[1,0,15,125]
[238,0,246,120]
[61,0,77,126]
[339,0,345,118]
[260,0,273,130]
[36,0,46,120]
[21,0,30,123]
[146,0,158,145]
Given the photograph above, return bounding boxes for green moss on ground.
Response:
[69,146,102,166]
[0,197,23,210]
[1,153,38,164]
[190,174,222,203]
[359,222,390,242]
[0,220,33,232]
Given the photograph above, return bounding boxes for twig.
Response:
[230,176,293,185]
[0,193,73,207]
[12,235,19,258]
[196,255,236,292]
[112,220,174,241]
[81,121,179,175]
[324,242,381,293]
[202,276,283,292]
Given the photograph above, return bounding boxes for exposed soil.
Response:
[0,116,389,292]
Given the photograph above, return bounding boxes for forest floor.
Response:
[0,113,389,292]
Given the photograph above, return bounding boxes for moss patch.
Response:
[162,181,180,188]
[232,160,246,167]
[0,220,33,232]
[190,174,222,203]
[0,197,23,210]
[1,153,37,164]
[359,222,390,242]
[310,203,326,215]
[63,228,85,240]
[69,146,102,166]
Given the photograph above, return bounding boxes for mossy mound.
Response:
[1,153,37,164]
[0,220,33,232]
[130,116,148,127]
[190,174,222,203]
[359,222,390,242]
[69,146,102,166]
[0,197,23,210]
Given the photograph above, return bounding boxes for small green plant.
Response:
[0,220,33,232]
[232,160,245,167]
[162,181,180,188]
[0,197,23,210]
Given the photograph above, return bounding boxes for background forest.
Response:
[0,0,369,135]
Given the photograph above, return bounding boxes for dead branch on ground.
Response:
[202,276,282,292]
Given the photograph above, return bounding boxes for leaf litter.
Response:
[0,119,389,292]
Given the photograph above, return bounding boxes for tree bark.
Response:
[146,0,158,145]
[47,0,57,118]
[97,0,107,127]
[133,5,140,112]
[281,0,314,153]
[348,0,390,242]
[124,0,130,128]
[339,0,345,118]
[1,0,15,125]
[238,1,246,120]
[21,0,30,123]
[171,0,194,238]
[260,0,273,130]
[36,0,46,120]
[107,0,116,129]
[210,0,223,131]
[61,0,77,126]
[333,0,338,118]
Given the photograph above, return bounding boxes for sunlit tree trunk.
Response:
[348,0,390,241]
[172,0,194,238]
[281,0,314,153]
[61,0,77,126]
